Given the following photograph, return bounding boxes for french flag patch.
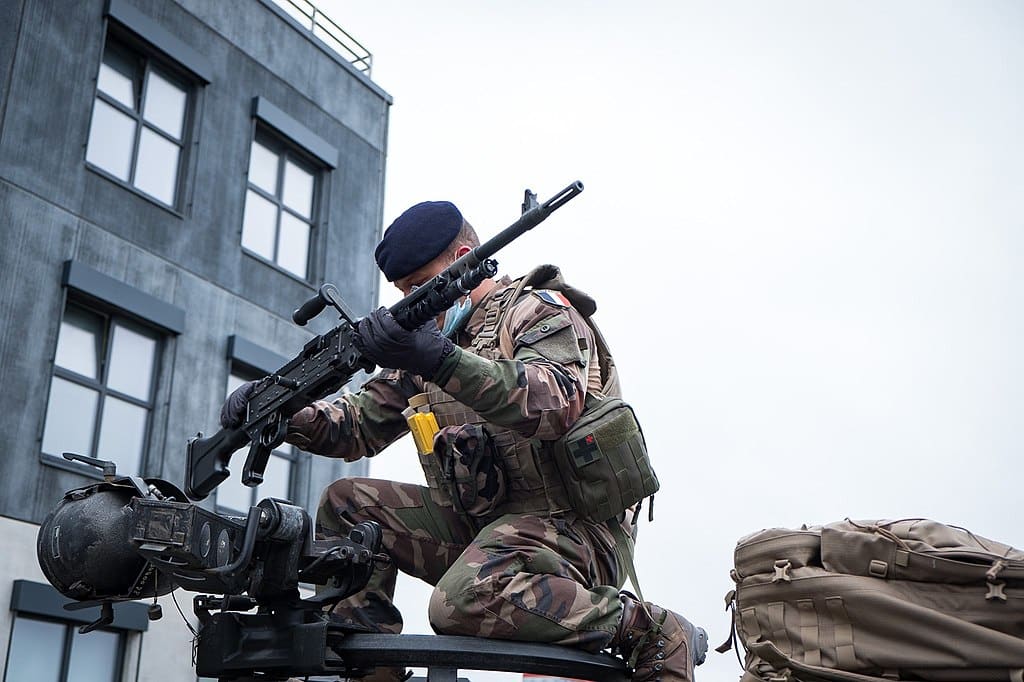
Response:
[533,290,571,307]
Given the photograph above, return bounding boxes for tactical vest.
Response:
[410,265,654,522]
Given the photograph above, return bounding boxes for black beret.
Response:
[375,201,463,281]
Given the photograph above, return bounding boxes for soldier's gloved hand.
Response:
[354,307,454,380]
[220,380,258,429]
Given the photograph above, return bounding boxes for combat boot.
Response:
[612,592,708,682]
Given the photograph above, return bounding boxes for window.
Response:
[85,36,191,207]
[215,371,302,514]
[240,96,338,281]
[41,302,160,476]
[241,130,320,279]
[4,615,124,682]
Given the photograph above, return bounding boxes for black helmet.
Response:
[37,477,180,602]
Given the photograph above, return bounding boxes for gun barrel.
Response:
[543,180,584,212]
[471,180,584,262]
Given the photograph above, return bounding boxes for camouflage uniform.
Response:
[287,271,630,652]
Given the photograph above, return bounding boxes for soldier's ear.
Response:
[454,245,472,259]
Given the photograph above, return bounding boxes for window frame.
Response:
[239,96,339,284]
[39,300,163,478]
[84,28,201,214]
[40,261,187,480]
[240,126,325,282]
[5,580,149,681]
[4,614,127,682]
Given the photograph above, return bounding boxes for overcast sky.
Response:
[318,2,1023,679]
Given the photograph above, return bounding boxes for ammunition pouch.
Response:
[550,395,659,523]
[433,423,507,518]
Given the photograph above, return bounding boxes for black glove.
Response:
[220,380,257,429]
[354,307,454,380]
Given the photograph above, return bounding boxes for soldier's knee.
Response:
[316,478,346,520]
[322,475,361,501]
[427,570,475,635]
[316,477,376,535]
[318,477,376,517]
[427,585,452,633]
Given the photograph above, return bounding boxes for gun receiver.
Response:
[186,181,583,500]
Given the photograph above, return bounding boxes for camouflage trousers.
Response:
[317,477,629,653]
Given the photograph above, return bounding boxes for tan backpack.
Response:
[718,518,1024,681]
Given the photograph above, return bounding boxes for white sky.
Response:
[319,2,1023,679]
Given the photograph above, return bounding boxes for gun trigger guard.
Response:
[259,413,288,449]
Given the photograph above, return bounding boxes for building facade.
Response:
[0,0,390,679]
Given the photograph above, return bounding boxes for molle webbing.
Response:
[470,285,517,359]
[724,520,1024,680]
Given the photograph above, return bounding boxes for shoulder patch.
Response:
[532,289,571,308]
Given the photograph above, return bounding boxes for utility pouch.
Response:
[551,396,659,523]
[433,424,507,518]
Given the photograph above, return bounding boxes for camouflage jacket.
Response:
[286,269,605,514]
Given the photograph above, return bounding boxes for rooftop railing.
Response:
[270,0,374,77]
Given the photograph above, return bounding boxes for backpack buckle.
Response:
[986,580,1007,602]
[772,560,791,583]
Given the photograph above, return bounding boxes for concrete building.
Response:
[0,0,390,679]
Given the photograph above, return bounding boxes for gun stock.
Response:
[186,427,250,499]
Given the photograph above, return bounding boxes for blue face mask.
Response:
[441,296,473,337]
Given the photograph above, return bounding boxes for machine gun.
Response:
[185,180,583,501]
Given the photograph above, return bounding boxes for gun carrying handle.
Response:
[292,288,330,326]
[293,284,357,326]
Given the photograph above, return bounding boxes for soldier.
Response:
[221,200,707,682]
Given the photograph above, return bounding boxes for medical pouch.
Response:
[551,395,659,523]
